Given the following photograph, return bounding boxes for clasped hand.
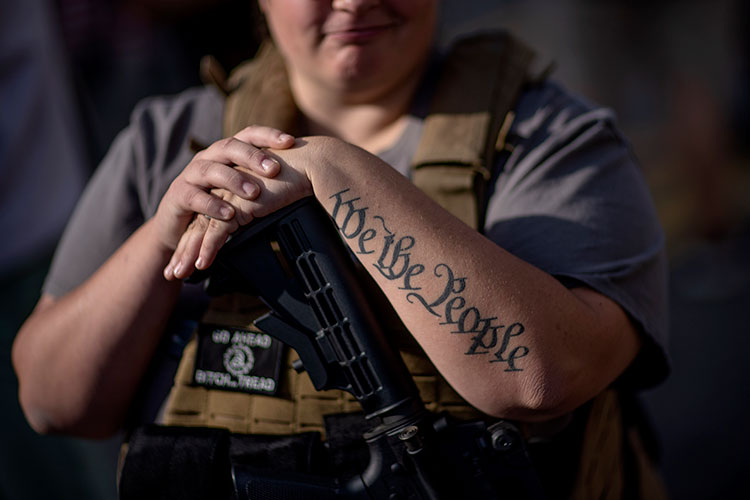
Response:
[156,126,314,280]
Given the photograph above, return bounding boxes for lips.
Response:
[322,19,401,43]
[325,21,396,34]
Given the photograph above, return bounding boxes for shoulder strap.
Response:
[214,33,543,233]
[411,31,541,231]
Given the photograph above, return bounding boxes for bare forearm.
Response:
[162,135,641,420]
[12,219,181,437]
[13,127,295,437]
[306,138,640,420]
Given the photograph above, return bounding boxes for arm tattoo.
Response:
[329,189,530,372]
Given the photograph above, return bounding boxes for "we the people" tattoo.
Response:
[329,189,529,372]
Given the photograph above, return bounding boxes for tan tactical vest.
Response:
[160,33,667,499]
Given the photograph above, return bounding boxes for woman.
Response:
[13,0,668,496]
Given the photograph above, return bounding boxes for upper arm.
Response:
[570,286,643,378]
[42,87,224,298]
[41,128,146,298]
[484,83,669,388]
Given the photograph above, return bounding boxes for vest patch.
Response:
[193,323,284,395]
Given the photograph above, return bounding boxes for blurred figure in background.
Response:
[0,0,114,498]
[3,1,260,498]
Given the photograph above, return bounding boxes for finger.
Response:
[163,231,188,280]
[234,125,295,149]
[196,218,240,270]
[206,185,261,228]
[178,184,238,220]
[201,136,281,178]
[164,216,207,280]
[183,157,263,202]
[172,224,206,280]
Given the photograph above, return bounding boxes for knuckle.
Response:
[243,146,265,168]
[183,188,202,209]
[191,159,211,178]
[216,137,234,150]
[195,214,210,230]
[188,190,221,216]
[226,168,246,188]
[235,207,255,226]
[207,218,225,231]
[193,147,209,161]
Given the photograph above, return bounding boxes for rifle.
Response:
[195,196,547,500]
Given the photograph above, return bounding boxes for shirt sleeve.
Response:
[484,81,669,388]
[42,87,223,298]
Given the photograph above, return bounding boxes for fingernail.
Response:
[195,257,204,269]
[173,262,183,277]
[242,182,257,196]
[279,133,294,142]
[261,158,279,172]
[163,265,172,279]
[219,206,233,219]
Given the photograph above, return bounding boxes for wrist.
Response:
[298,135,347,187]
[141,217,180,259]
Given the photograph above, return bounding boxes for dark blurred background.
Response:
[1,0,748,498]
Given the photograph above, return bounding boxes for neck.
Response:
[289,69,424,154]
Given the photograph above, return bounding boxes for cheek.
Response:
[263,2,327,52]
[393,1,438,45]
[390,0,438,20]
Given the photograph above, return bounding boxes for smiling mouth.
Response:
[324,22,399,42]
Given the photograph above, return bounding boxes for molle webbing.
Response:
[162,295,484,436]
[217,34,539,232]
[411,32,536,231]
[164,32,537,435]
[156,33,669,499]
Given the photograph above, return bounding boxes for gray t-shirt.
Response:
[43,80,669,388]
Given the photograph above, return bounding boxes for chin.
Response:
[331,48,387,86]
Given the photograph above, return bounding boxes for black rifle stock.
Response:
[194,196,546,500]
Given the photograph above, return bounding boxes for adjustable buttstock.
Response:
[196,196,423,419]
[191,197,547,500]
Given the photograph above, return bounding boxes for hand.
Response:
[164,137,341,280]
[152,126,295,260]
